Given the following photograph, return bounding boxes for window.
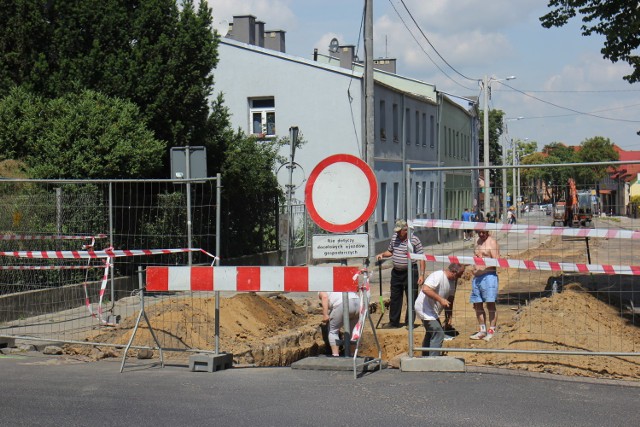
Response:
[415,182,420,215]
[422,181,427,214]
[444,126,448,156]
[415,111,420,146]
[422,113,427,146]
[379,100,386,140]
[380,183,387,222]
[393,182,400,220]
[429,181,435,214]
[249,98,276,137]
[393,103,399,142]
[430,115,435,147]
[405,108,411,145]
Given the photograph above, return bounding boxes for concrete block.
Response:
[291,355,386,372]
[400,356,465,372]
[189,353,233,373]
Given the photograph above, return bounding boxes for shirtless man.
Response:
[469,230,500,341]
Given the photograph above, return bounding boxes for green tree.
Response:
[480,109,505,189]
[0,87,165,178]
[575,136,619,185]
[221,133,283,257]
[0,0,218,156]
[540,0,640,83]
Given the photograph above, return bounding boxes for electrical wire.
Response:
[497,81,640,124]
[346,2,366,157]
[387,0,476,91]
[398,0,478,82]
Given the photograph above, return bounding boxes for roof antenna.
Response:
[385,35,388,58]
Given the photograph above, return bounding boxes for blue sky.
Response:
[211,0,640,151]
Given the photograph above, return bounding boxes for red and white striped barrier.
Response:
[0,248,216,259]
[408,252,640,276]
[146,266,360,292]
[0,234,107,241]
[410,219,640,240]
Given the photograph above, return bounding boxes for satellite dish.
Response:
[328,38,339,54]
[213,19,229,37]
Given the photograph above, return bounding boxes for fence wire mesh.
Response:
[1,178,218,353]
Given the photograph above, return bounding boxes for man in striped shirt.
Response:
[376,220,427,328]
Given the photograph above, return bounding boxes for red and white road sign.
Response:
[305,154,377,233]
[146,266,360,292]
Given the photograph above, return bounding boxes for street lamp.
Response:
[513,137,529,210]
[483,75,515,216]
[503,117,523,222]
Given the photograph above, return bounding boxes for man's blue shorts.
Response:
[469,272,499,303]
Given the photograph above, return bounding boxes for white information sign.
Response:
[312,233,369,260]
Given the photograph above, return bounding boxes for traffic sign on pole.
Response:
[305,154,378,233]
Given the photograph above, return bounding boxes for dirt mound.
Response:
[460,287,640,380]
[66,293,326,366]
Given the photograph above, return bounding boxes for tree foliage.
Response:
[540,0,640,83]
[575,135,619,184]
[0,87,165,178]
[0,0,218,155]
[221,133,284,257]
[480,109,505,188]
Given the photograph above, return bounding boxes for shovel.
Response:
[375,259,385,328]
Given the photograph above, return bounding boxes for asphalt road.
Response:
[1,352,639,427]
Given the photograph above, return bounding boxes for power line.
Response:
[398,0,477,82]
[497,81,640,124]
[387,0,475,91]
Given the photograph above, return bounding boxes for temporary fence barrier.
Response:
[139,264,382,377]
[1,177,221,354]
[402,160,640,372]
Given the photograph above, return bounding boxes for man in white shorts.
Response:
[319,291,360,357]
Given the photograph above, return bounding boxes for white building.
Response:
[214,15,477,250]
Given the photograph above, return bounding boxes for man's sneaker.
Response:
[381,322,401,329]
[484,329,496,341]
[469,331,487,340]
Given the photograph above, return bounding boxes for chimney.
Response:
[373,58,397,74]
[339,45,355,70]
[264,30,286,53]
[255,21,265,47]
[229,15,256,45]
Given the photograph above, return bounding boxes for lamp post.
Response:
[483,75,515,215]
[513,137,529,209]
[503,117,523,222]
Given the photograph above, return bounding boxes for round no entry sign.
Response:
[305,154,378,233]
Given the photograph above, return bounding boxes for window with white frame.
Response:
[249,98,276,137]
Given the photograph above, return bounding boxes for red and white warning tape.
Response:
[408,252,640,276]
[83,261,112,325]
[0,234,108,241]
[409,219,640,240]
[0,265,101,270]
[351,269,371,342]
[0,247,216,260]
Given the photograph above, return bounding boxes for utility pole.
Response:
[364,0,375,264]
[501,137,507,222]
